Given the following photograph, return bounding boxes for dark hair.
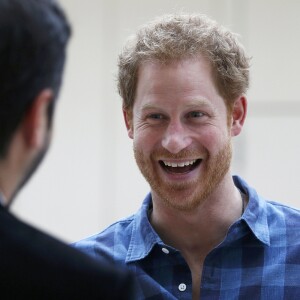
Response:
[0,0,71,157]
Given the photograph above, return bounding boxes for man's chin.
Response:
[151,184,201,211]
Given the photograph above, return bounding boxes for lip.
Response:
[158,158,202,178]
[161,159,197,167]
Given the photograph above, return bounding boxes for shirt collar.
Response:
[233,175,270,246]
[126,193,164,263]
[127,176,270,262]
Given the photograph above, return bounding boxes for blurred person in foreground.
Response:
[0,0,135,298]
[74,13,300,299]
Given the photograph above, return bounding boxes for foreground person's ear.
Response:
[22,89,53,149]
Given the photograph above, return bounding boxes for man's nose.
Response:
[161,121,192,154]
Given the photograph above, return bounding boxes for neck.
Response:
[0,190,6,206]
[0,168,13,207]
[0,153,24,207]
[150,175,243,253]
[0,128,32,207]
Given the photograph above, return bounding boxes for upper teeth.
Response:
[163,160,197,167]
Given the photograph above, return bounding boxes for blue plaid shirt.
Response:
[73,176,300,299]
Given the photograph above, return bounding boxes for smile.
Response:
[159,159,202,174]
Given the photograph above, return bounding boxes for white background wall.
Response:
[11,0,300,242]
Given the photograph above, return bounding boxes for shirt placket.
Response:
[158,245,192,300]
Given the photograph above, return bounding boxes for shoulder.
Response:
[266,200,300,225]
[235,176,300,244]
[0,207,115,271]
[256,199,300,248]
[0,206,76,257]
[235,175,300,223]
[0,209,135,299]
[73,215,135,263]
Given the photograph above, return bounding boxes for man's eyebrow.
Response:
[183,99,214,110]
[139,98,215,112]
[140,104,162,111]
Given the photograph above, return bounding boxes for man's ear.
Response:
[123,109,134,139]
[230,95,247,137]
[22,89,54,149]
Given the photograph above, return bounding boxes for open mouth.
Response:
[159,159,202,174]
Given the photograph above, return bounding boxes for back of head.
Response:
[118,13,250,112]
[0,0,71,158]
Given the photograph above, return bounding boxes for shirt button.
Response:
[178,283,186,292]
[161,247,169,254]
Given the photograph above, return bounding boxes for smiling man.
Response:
[130,57,236,214]
[74,13,300,299]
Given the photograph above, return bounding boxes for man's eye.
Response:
[188,111,204,118]
[148,113,164,120]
